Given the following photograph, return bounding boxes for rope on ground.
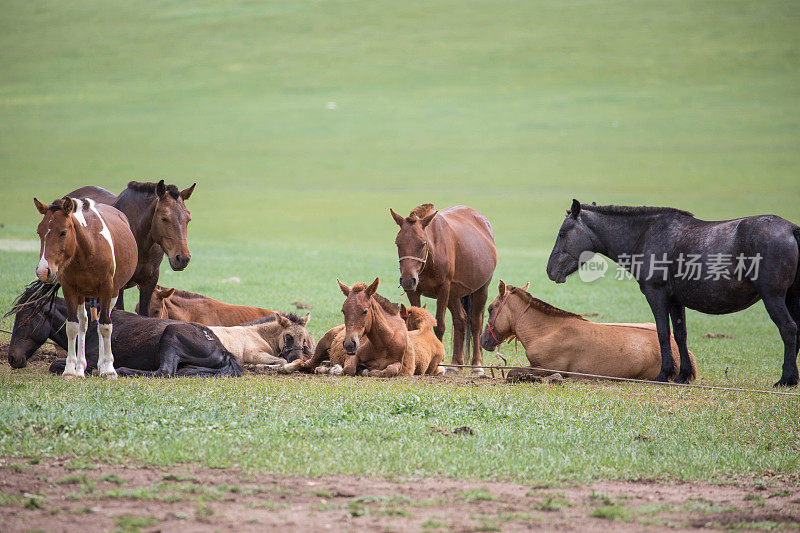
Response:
[439,363,800,397]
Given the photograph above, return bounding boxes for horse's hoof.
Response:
[62,373,80,380]
[329,364,343,376]
[674,373,692,384]
[654,372,671,383]
[444,367,458,375]
[360,369,370,377]
[471,367,485,376]
[100,372,118,380]
[774,378,798,388]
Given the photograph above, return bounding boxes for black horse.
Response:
[7,284,241,377]
[547,200,800,387]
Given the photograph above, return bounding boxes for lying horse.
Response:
[67,180,195,315]
[283,279,444,377]
[547,200,799,386]
[138,285,276,326]
[400,304,445,376]
[480,281,697,380]
[33,197,137,379]
[7,285,310,377]
[391,204,496,372]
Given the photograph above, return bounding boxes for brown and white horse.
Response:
[33,196,137,378]
[67,180,195,315]
[391,204,496,372]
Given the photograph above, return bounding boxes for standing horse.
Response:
[547,200,800,387]
[390,204,496,372]
[67,180,195,315]
[33,197,137,378]
[480,281,696,380]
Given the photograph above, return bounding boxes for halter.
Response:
[398,240,429,275]
[484,290,530,346]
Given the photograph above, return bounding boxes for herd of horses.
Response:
[7,180,800,387]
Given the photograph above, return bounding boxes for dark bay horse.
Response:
[33,197,137,378]
[67,180,195,315]
[547,200,800,387]
[390,204,496,372]
[7,286,310,377]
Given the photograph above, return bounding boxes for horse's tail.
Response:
[686,349,698,381]
[460,293,474,359]
[175,356,243,377]
[793,228,800,287]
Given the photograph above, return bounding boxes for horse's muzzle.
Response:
[343,339,358,355]
[399,276,418,292]
[169,253,191,271]
[479,332,497,352]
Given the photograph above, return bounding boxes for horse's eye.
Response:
[161,217,168,222]
[59,230,67,237]
[362,309,368,316]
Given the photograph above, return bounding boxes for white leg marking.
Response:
[330,364,343,376]
[98,323,117,379]
[63,321,82,378]
[86,199,116,276]
[76,305,88,375]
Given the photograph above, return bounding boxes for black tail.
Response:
[460,293,474,359]
[175,356,244,377]
[793,228,800,289]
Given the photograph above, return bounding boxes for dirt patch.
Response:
[0,461,798,532]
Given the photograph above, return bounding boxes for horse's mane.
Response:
[509,286,586,320]
[3,280,61,326]
[127,181,180,200]
[243,311,306,327]
[408,203,434,220]
[172,288,205,299]
[46,198,69,212]
[580,204,693,218]
[351,283,400,315]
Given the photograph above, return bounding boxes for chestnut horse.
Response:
[67,180,195,315]
[391,204,496,372]
[33,196,137,378]
[480,281,697,380]
[137,285,276,326]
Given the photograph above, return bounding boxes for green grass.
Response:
[0,0,798,484]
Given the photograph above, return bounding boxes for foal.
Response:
[139,285,276,326]
[33,197,137,378]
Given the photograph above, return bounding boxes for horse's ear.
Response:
[570,199,581,219]
[180,183,196,201]
[301,312,311,326]
[422,302,427,309]
[276,314,291,327]
[366,277,379,297]
[421,210,437,228]
[157,287,175,299]
[400,304,408,319]
[337,278,351,296]
[498,279,506,296]
[156,179,167,199]
[522,282,530,291]
[591,201,597,206]
[34,197,48,214]
[390,208,405,227]
[61,196,75,215]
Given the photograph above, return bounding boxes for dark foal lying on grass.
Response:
[67,180,195,316]
[7,285,311,377]
[547,200,800,386]
[481,281,696,380]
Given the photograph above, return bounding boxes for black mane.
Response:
[127,181,180,200]
[243,311,306,327]
[510,286,585,320]
[580,204,693,218]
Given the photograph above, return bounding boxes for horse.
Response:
[283,279,444,377]
[390,203,496,373]
[67,180,195,315]
[400,304,446,376]
[137,285,276,326]
[546,200,800,387]
[33,197,137,379]
[6,285,309,377]
[480,281,696,381]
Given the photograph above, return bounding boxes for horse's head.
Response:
[7,285,66,368]
[547,199,598,283]
[150,180,195,271]
[480,280,528,351]
[275,312,310,362]
[34,197,82,283]
[391,206,437,292]
[139,286,174,318]
[338,278,379,355]
[401,303,435,331]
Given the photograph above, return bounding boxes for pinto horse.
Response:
[480,281,696,380]
[67,180,195,315]
[33,197,137,378]
[390,204,496,372]
[547,200,800,386]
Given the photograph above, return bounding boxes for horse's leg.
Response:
[342,354,359,376]
[469,282,490,369]
[97,295,118,379]
[115,288,125,310]
[407,291,421,308]
[370,362,403,377]
[75,299,88,377]
[642,288,675,382]
[762,294,799,387]
[155,329,183,377]
[668,303,693,383]
[433,283,450,342]
[137,275,158,317]
[61,292,82,378]
[448,299,467,367]
[787,289,800,360]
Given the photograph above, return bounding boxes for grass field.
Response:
[1,0,799,495]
